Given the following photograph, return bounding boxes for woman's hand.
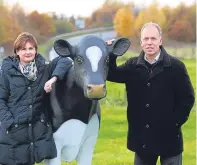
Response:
[44,76,57,93]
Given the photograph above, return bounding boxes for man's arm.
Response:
[107,55,131,83]
[173,62,195,127]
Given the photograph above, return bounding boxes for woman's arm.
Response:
[44,56,72,93]
[0,71,14,130]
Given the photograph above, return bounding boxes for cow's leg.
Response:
[76,114,99,165]
[76,135,98,165]
[43,142,62,165]
[59,119,86,162]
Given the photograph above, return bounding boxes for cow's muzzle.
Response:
[86,84,106,99]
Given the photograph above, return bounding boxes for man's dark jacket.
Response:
[107,46,195,157]
[0,54,72,165]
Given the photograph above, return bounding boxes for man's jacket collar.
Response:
[136,45,171,67]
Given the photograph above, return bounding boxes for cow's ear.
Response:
[111,38,130,56]
[53,39,72,57]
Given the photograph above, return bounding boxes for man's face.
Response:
[140,25,162,56]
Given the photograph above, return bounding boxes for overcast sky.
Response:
[4,0,195,17]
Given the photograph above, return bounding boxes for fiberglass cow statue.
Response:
[44,35,130,165]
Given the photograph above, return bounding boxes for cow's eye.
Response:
[76,56,83,64]
[106,56,110,63]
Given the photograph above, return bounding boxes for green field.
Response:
[38,53,196,165]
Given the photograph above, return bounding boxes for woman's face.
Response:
[17,42,36,65]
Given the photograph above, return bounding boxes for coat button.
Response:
[15,124,18,128]
[29,105,32,108]
[147,83,150,86]
[28,87,31,90]
[146,124,149,128]
[142,144,146,148]
[146,104,149,107]
[41,119,44,122]
[29,123,32,127]
[30,142,33,145]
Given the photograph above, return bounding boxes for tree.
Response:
[85,17,92,28]
[55,20,73,35]
[0,5,21,55]
[68,15,76,31]
[27,11,55,37]
[114,7,135,38]
[87,0,126,28]
[10,2,26,29]
[168,20,193,42]
[0,6,21,45]
[183,3,196,41]
[163,3,196,42]
[161,5,173,35]
[134,3,166,36]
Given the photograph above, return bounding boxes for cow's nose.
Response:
[87,84,106,99]
[87,84,106,92]
[87,85,93,92]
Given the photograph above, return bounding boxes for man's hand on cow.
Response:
[44,76,57,93]
[105,39,115,46]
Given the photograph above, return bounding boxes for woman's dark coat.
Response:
[107,46,195,157]
[0,54,72,165]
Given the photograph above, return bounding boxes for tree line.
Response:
[86,0,195,42]
[0,0,195,55]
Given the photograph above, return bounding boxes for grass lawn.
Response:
[94,106,196,165]
[37,53,196,165]
[39,108,195,165]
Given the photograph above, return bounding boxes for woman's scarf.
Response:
[19,60,37,81]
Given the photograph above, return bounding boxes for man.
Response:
[107,22,195,165]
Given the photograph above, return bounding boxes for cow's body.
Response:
[44,66,100,165]
[44,36,130,165]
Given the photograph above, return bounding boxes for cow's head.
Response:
[53,35,130,99]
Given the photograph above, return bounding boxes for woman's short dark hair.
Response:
[13,32,38,54]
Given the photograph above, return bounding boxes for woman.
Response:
[0,32,72,165]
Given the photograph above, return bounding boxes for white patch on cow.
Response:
[76,114,99,165]
[52,119,86,162]
[44,114,99,165]
[86,46,102,72]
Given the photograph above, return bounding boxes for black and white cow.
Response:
[44,35,130,165]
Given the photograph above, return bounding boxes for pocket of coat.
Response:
[0,126,14,144]
[7,124,28,143]
[0,144,14,165]
[33,119,50,140]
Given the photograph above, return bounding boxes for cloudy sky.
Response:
[4,0,195,17]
